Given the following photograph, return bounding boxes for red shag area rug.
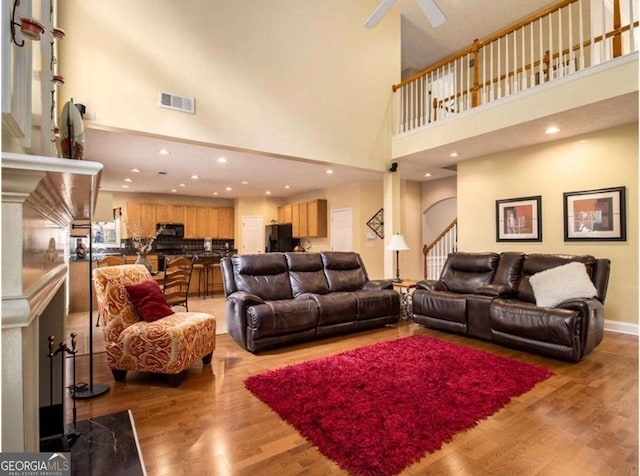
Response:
[245,335,554,476]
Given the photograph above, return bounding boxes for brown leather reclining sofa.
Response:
[412,252,610,362]
[221,251,400,352]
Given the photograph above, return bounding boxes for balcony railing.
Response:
[393,0,639,135]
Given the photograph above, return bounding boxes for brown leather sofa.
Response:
[412,252,610,362]
[221,251,400,352]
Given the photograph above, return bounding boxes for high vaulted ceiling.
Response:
[88,0,636,199]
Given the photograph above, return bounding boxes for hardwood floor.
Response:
[65,314,638,476]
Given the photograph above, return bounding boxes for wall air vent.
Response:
[158,91,195,114]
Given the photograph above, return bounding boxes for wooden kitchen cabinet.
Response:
[277,199,326,238]
[298,201,308,237]
[173,205,233,239]
[207,207,219,238]
[122,202,157,238]
[156,204,185,224]
[291,203,300,238]
[184,206,211,238]
[306,199,327,237]
[69,260,97,312]
[217,208,234,239]
[184,206,197,238]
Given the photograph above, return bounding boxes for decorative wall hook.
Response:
[10,0,45,46]
[10,0,24,46]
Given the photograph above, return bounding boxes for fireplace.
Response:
[1,153,103,451]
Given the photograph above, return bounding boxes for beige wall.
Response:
[421,176,457,212]
[401,180,423,280]
[458,123,638,327]
[58,0,400,172]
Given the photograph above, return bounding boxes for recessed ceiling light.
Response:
[284,185,290,189]
[449,152,459,158]
[158,149,170,155]
[121,184,129,188]
[424,172,432,177]
[225,186,232,191]
[265,190,271,195]
[171,189,177,193]
[545,126,560,134]
[124,178,132,182]
[130,168,141,173]
[179,183,186,187]
[212,192,219,196]
[217,157,227,164]
[241,181,249,185]
[326,169,334,175]
[191,174,199,180]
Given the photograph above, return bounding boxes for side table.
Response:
[392,279,419,319]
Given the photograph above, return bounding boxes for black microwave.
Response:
[157,223,184,238]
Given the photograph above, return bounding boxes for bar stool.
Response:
[194,258,216,298]
[193,260,206,297]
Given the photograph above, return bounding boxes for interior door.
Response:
[241,216,264,254]
[330,208,353,251]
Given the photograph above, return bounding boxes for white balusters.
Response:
[393,0,639,135]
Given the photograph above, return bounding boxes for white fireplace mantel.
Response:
[1,152,103,452]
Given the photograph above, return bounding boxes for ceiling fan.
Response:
[365,0,446,29]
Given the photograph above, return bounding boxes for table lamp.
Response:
[387,233,410,283]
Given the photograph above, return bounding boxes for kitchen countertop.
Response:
[70,249,236,261]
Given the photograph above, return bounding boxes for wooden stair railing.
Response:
[422,219,457,280]
[393,0,639,134]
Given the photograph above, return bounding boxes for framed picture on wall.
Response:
[496,195,542,242]
[563,186,626,241]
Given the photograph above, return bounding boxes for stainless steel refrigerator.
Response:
[265,223,293,252]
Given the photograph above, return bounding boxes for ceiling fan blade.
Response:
[416,0,446,27]
[364,0,398,29]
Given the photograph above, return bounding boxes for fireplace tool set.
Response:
[41,333,82,450]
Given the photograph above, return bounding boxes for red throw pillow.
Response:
[125,280,174,322]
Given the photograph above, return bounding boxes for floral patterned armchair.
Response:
[93,264,216,387]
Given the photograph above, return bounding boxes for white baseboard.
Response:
[604,319,639,336]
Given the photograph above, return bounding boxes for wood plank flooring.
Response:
[65,307,638,475]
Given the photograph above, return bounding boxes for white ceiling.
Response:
[86,127,383,199]
[89,0,637,199]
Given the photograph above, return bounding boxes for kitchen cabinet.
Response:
[184,206,198,238]
[156,204,185,224]
[291,203,300,238]
[195,207,210,238]
[122,202,157,238]
[218,208,234,239]
[278,204,293,226]
[299,202,308,237]
[277,199,326,238]
[69,260,98,312]
[207,207,220,238]
[307,199,327,237]
[184,206,210,238]
[122,202,234,239]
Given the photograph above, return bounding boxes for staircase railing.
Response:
[393,0,639,135]
[423,219,457,280]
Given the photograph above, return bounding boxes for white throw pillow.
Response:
[529,262,598,308]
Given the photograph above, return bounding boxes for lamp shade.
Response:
[387,233,410,251]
